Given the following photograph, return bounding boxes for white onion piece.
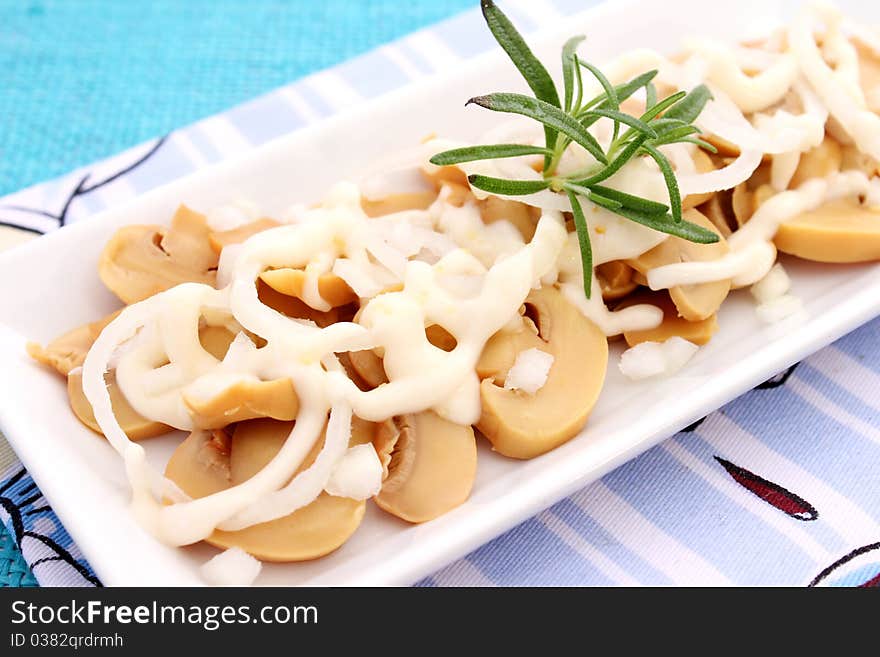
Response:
[771,151,802,191]
[619,337,699,380]
[206,199,261,232]
[360,167,433,201]
[789,4,880,160]
[676,148,763,196]
[201,547,262,586]
[756,294,804,324]
[324,443,383,500]
[751,263,791,304]
[504,348,554,395]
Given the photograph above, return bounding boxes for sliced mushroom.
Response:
[361,191,437,218]
[256,279,341,327]
[596,261,639,301]
[476,286,608,460]
[479,196,538,241]
[27,311,119,377]
[790,135,843,188]
[618,290,718,347]
[774,199,880,263]
[208,218,280,254]
[626,209,730,321]
[698,192,734,238]
[682,148,716,210]
[372,411,476,523]
[99,205,219,304]
[259,268,357,308]
[165,417,374,561]
[840,141,880,178]
[67,369,170,441]
[183,378,299,430]
[731,183,755,226]
[422,164,469,191]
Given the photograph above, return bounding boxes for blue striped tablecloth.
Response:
[1,0,879,587]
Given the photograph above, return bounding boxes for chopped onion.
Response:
[200,547,262,586]
[756,294,804,324]
[324,443,383,499]
[619,337,699,380]
[206,199,261,232]
[751,263,791,304]
[504,348,554,394]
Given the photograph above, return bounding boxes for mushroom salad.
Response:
[27,1,880,582]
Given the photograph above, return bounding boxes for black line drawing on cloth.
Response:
[810,542,880,587]
[756,363,800,389]
[714,456,819,521]
[0,467,101,586]
[0,136,167,234]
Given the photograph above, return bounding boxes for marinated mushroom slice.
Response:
[422,164,469,191]
[596,261,638,301]
[361,191,437,218]
[183,378,300,429]
[479,196,538,241]
[256,279,340,327]
[682,148,716,210]
[774,199,880,263]
[208,218,281,255]
[476,286,608,460]
[165,417,373,562]
[626,209,730,321]
[618,290,718,347]
[27,311,119,377]
[373,411,477,523]
[698,192,735,238]
[99,205,219,304]
[259,268,357,308]
[789,135,843,188]
[67,370,170,441]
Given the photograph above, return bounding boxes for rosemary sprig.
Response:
[430,0,719,298]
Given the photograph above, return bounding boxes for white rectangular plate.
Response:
[0,0,877,586]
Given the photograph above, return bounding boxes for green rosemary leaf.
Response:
[589,184,669,215]
[664,84,713,124]
[572,133,650,186]
[682,137,719,153]
[480,0,560,159]
[579,70,658,116]
[606,205,720,243]
[468,93,608,164]
[565,189,593,298]
[430,144,552,166]
[562,36,586,112]
[586,190,624,211]
[649,125,701,147]
[639,90,687,122]
[582,108,657,138]
[579,58,619,111]
[467,174,552,196]
[640,143,682,223]
[645,81,657,109]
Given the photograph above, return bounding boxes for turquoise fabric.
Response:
[0,0,473,196]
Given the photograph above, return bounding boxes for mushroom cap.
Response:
[256,279,342,327]
[618,290,718,347]
[790,136,842,189]
[27,311,119,377]
[183,378,300,429]
[259,268,357,308]
[626,209,730,321]
[479,196,538,241]
[682,148,716,211]
[67,370,170,441]
[208,218,280,255]
[373,411,477,523]
[775,199,880,263]
[361,191,436,218]
[98,205,218,304]
[476,286,608,460]
[596,261,638,301]
[165,417,374,562]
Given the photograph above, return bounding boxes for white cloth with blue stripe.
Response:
[1,0,879,587]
